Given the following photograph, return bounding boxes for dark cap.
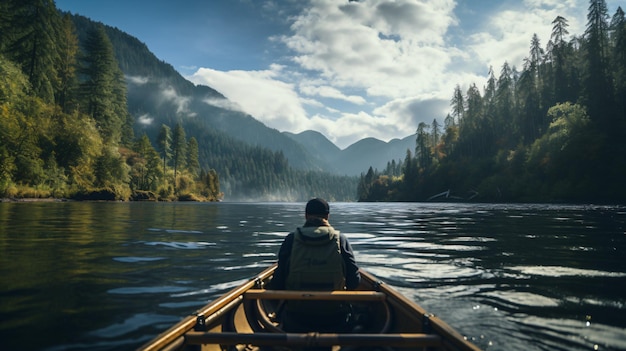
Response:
[305,198,329,216]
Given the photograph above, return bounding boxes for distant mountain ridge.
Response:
[71,14,415,177]
[284,131,415,175]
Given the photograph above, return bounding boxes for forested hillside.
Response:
[0,0,221,201]
[0,0,357,201]
[69,13,357,201]
[358,2,626,203]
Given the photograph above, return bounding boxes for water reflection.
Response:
[1,202,625,351]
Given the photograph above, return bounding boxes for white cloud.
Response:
[281,0,461,99]
[126,75,149,85]
[299,84,367,105]
[189,66,312,131]
[203,97,244,112]
[161,85,192,116]
[137,113,154,125]
[187,0,595,149]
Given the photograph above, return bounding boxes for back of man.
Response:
[272,198,360,333]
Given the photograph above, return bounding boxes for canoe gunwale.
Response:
[184,331,443,347]
[137,264,483,351]
[359,269,482,351]
[137,265,276,351]
[244,289,387,301]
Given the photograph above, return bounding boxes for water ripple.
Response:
[509,265,626,278]
[143,241,215,249]
[113,256,164,263]
[108,286,189,295]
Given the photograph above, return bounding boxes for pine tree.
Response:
[550,16,572,103]
[80,25,125,144]
[517,35,544,143]
[157,124,172,178]
[187,137,200,176]
[402,149,416,199]
[583,0,614,132]
[7,0,61,103]
[462,83,483,157]
[610,7,626,132]
[450,84,464,124]
[431,118,441,147]
[172,123,187,193]
[56,14,79,113]
[415,122,431,170]
[495,62,515,145]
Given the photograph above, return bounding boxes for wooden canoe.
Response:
[137,264,482,351]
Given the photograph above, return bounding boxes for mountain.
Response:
[285,131,415,175]
[71,15,328,173]
[93,14,416,177]
[338,136,415,175]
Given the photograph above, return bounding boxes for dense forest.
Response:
[358,1,626,203]
[0,0,222,201]
[0,0,357,201]
[5,0,624,203]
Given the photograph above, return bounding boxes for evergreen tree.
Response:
[550,16,572,103]
[495,62,515,145]
[56,14,79,113]
[131,134,163,191]
[450,84,464,124]
[94,146,127,189]
[517,35,545,143]
[431,118,441,148]
[6,0,61,103]
[583,0,614,132]
[402,149,416,198]
[444,113,455,129]
[415,122,431,170]
[362,167,375,201]
[80,25,125,144]
[610,7,626,131]
[172,122,187,193]
[115,68,133,146]
[157,124,172,177]
[461,83,484,157]
[187,137,200,176]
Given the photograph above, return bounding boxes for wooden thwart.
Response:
[185,331,442,347]
[244,289,386,301]
[138,264,483,351]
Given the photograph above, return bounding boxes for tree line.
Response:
[0,0,220,200]
[358,1,626,203]
[1,0,358,201]
[68,8,359,202]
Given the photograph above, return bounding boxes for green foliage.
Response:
[186,137,200,176]
[80,25,126,144]
[157,124,172,176]
[172,123,186,193]
[360,4,626,203]
[0,3,222,201]
[56,14,79,113]
[5,0,61,103]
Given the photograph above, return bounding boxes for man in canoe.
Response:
[271,198,361,335]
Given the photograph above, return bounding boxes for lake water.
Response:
[0,201,625,351]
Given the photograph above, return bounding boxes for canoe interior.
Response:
[138,265,481,351]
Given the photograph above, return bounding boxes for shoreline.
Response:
[1,198,71,203]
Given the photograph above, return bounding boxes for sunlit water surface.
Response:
[0,202,625,351]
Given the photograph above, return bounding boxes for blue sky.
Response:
[55,0,622,149]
